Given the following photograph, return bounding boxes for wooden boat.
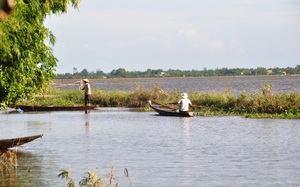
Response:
[149,100,194,117]
[16,105,98,112]
[0,107,18,114]
[0,134,43,150]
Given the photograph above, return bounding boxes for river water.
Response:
[1,109,300,186]
[1,76,300,186]
[54,75,300,95]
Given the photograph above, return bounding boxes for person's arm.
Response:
[87,83,91,94]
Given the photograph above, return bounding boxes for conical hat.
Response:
[83,79,89,83]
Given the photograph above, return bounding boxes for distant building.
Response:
[267,69,273,75]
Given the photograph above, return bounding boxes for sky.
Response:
[44,0,300,74]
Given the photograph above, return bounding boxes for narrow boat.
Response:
[149,100,194,117]
[15,105,98,112]
[0,134,43,150]
[0,107,18,114]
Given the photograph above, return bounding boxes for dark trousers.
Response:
[84,94,90,106]
[179,110,189,113]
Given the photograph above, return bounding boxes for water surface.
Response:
[1,110,300,186]
[54,75,300,95]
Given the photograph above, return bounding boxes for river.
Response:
[53,75,300,95]
[1,109,300,186]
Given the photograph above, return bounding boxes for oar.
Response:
[167,102,218,111]
[168,102,209,109]
[168,102,200,111]
[191,104,219,110]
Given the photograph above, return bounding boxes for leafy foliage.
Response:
[0,0,80,104]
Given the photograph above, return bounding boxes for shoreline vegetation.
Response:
[55,66,300,79]
[15,82,300,119]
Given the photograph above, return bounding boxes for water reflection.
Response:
[181,117,193,186]
[181,117,192,150]
[0,150,19,187]
[85,113,91,132]
[1,168,19,187]
[84,113,93,156]
[1,150,56,187]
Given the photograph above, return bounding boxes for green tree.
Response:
[111,68,126,78]
[80,68,89,77]
[0,0,80,104]
[255,67,267,75]
[95,69,105,77]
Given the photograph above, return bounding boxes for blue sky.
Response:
[45,0,300,73]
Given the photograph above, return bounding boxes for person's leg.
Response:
[84,95,88,106]
[87,95,90,106]
[179,110,188,113]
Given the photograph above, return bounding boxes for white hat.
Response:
[181,93,188,99]
[83,79,89,83]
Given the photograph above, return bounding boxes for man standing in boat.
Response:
[178,93,192,112]
[82,79,91,107]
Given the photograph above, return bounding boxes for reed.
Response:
[58,166,132,187]
[0,150,18,173]
[91,90,131,107]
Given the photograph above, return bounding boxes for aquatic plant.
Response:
[57,168,76,187]
[58,166,132,187]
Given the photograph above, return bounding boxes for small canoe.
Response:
[0,134,43,150]
[149,100,194,117]
[16,105,98,112]
[0,108,18,114]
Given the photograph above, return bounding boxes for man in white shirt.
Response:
[178,93,192,112]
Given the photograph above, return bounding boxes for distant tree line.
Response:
[55,65,300,79]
